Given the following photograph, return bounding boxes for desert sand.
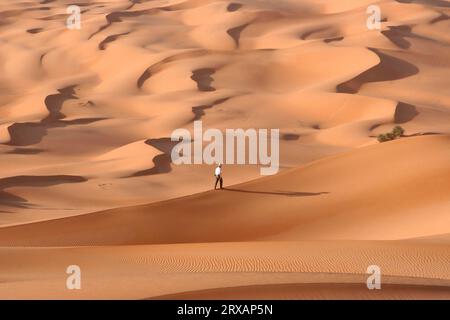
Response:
[0,0,449,299]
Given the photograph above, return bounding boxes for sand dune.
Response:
[0,241,448,299]
[0,134,449,246]
[0,0,449,299]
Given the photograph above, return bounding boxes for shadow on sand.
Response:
[223,188,329,197]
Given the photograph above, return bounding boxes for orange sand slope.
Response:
[0,241,449,299]
[0,135,450,246]
[0,135,449,299]
[0,0,449,299]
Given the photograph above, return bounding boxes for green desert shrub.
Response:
[386,132,395,140]
[392,125,405,137]
[377,126,405,143]
[377,134,389,142]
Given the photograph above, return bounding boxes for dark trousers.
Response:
[215,175,223,189]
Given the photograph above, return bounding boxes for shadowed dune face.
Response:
[431,13,449,23]
[227,23,250,48]
[0,175,86,208]
[381,25,435,49]
[136,50,208,89]
[129,153,172,176]
[227,3,243,12]
[394,102,419,123]
[6,86,106,146]
[98,31,131,50]
[88,8,158,40]
[282,133,300,141]
[26,27,44,34]
[191,68,216,91]
[324,36,344,43]
[0,0,449,299]
[127,138,180,177]
[382,25,414,49]
[336,49,420,94]
[191,97,230,122]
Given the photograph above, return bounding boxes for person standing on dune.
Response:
[214,164,223,190]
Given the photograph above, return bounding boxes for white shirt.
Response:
[215,166,221,176]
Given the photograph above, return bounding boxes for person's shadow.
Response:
[223,188,329,197]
